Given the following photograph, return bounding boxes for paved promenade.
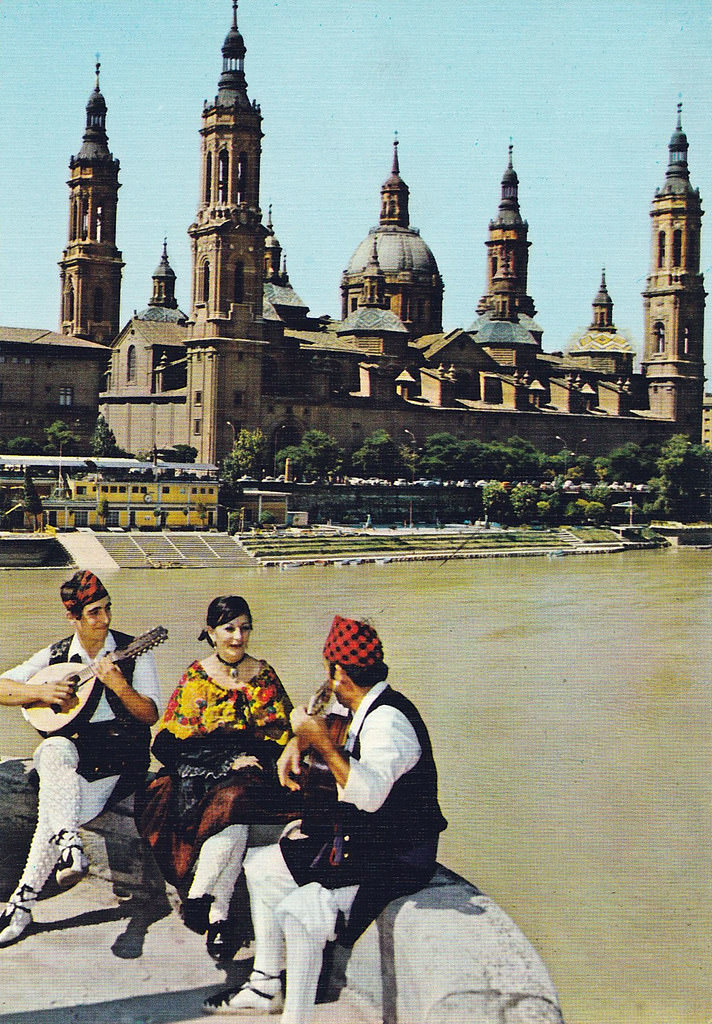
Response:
[0,876,377,1024]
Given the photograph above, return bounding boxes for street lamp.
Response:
[555,434,587,475]
[403,429,416,528]
[226,420,237,445]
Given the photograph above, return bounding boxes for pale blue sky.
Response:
[1,0,712,368]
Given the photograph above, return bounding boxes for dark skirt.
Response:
[134,764,302,887]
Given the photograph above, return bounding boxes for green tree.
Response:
[652,434,710,520]
[222,428,268,482]
[419,433,464,479]
[45,419,81,456]
[23,468,43,532]
[277,429,343,480]
[510,483,540,523]
[352,430,400,479]
[90,415,122,457]
[5,436,43,455]
[95,496,109,528]
[481,481,513,523]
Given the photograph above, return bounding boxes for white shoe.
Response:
[203,972,284,1016]
[0,905,32,947]
[55,844,89,888]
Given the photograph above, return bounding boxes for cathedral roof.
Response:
[135,305,188,324]
[337,306,409,336]
[0,327,108,353]
[566,328,636,356]
[468,310,542,346]
[346,226,439,278]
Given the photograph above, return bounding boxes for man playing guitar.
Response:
[203,615,447,1022]
[0,570,160,947]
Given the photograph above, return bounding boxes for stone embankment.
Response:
[0,757,565,1024]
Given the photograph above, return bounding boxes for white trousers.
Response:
[187,823,249,921]
[244,841,358,1024]
[15,736,118,900]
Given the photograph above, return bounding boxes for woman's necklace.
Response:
[215,651,246,680]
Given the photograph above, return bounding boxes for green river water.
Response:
[0,549,710,1024]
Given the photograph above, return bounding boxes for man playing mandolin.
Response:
[203,614,446,1022]
[0,570,161,947]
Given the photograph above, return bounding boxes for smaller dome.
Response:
[346,227,439,278]
[566,329,636,356]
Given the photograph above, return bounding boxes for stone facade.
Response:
[0,328,108,446]
[92,10,705,466]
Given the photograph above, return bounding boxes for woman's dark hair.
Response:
[328,659,389,689]
[199,595,252,644]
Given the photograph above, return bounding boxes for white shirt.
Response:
[338,681,421,814]
[4,631,161,722]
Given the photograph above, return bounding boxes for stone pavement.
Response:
[0,876,379,1024]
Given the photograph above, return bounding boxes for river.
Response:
[0,549,710,1024]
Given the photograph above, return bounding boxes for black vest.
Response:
[48,629,151,786]
[347,685,448,850]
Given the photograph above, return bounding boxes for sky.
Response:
[1,0,712,371]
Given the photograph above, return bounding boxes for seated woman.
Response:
[135,595,300,960]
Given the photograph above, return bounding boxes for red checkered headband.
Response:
[322,615,384,668]
[60,570,109,617]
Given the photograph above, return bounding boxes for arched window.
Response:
[236,153,247,204]
[66,285,74,322]
[218,150,229,204]
[654,321,665,354]
[683,326,690,354]
[672,229,682,267]
[688,229,698,269]
[71,202,78,240]
[202,261,211,304]
[81,198,89,239]
[234,261,244,303]
[657,231,666,268]
[93,288,103,321]
[491,256,498,278]
[96,205,103,242]
[127,344,136,382]
[204,151,212,204]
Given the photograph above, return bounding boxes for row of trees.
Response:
[220,427,712,523]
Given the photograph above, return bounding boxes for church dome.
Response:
[346,226,440,278]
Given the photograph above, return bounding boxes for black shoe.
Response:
[206,920,238,961]
[181,894,213,935]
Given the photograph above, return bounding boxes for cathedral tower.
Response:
[187,0,265,333]
[642,105,705,438]
[59,64,123,344]
[477,146,536,321]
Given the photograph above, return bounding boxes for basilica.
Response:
[2,4,705,464]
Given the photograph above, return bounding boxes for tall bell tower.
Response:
[642,105,705,438]
[477,145,536,322]
[187,0,265,335]
[59,64,123,344]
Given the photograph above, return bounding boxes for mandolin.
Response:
[22,626,168,736]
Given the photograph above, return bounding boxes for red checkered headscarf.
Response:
[322,615,384,668]
[60,570,109,618]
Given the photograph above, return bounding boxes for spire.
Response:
[496,143,522,224]
[661,101,692,194]
[217,0,249,107]
[360,236,387,308]
[77,61,111,161]
[379,133,410,227]
[149,239,178,309]
[264,205,283,282]
[591,267,615,330]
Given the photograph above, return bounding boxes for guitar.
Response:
[299,680,352,832]
[22,626,168,736]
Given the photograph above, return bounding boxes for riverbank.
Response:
[0,524,664,570]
